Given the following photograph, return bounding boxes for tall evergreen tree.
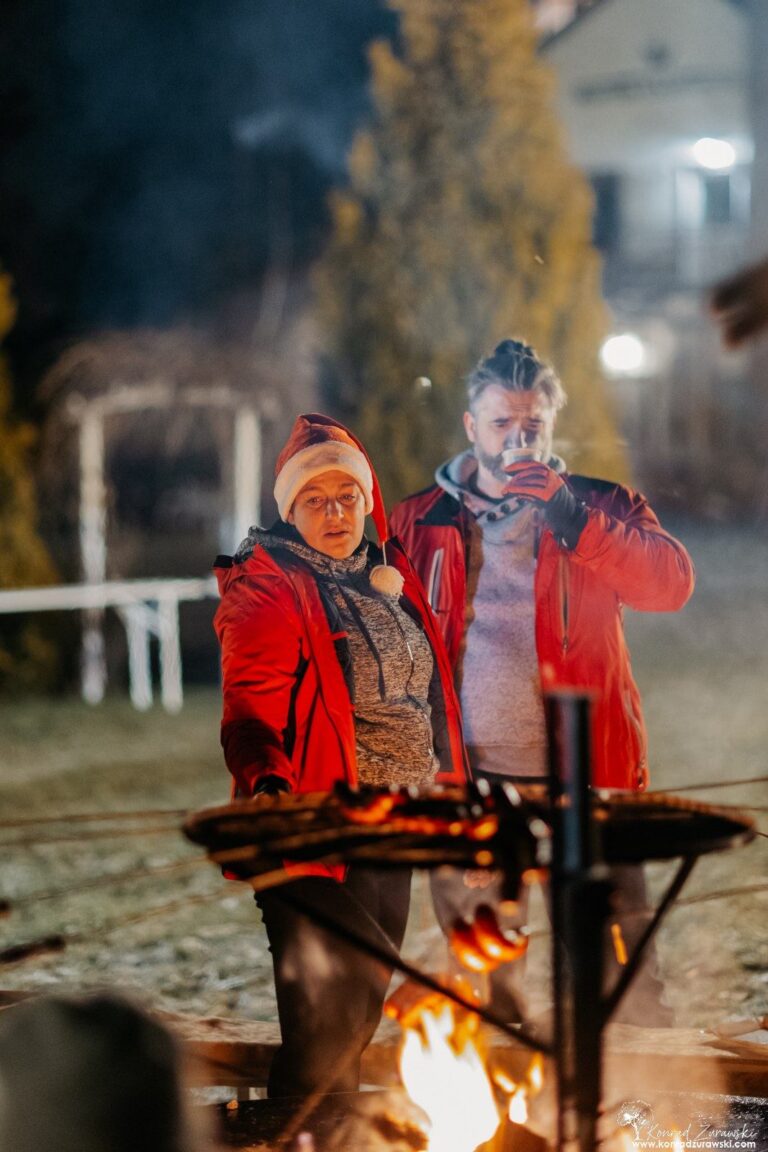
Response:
[0,269,57,689]
[316,0,627,501]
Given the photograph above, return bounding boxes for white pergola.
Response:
[53,380,269,708]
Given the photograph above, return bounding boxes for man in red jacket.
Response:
[390,338,695,1025]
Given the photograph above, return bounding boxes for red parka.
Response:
[214,534,468,876]
[389,476,695,791]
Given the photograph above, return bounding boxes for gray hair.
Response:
[466,339,567,412]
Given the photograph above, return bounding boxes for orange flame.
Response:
[673,1131,685,1152]
[495,1055,543,1128]
[611,923,628,966]
[399,1004,501,1152]
[492,1053,544,1127]
[492,1069,516,1094]
[508,1086,528,1125]
[527,1052,544,1093]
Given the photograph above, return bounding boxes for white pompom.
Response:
[369,564,405,597]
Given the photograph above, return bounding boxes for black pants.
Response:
[430,770,672,1027]
[257,868,412,1098]
[430,861,673,1027]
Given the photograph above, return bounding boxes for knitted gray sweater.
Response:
[435,451,559,778]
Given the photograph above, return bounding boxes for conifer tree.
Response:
[0,268,57,689]
[316,0,627,501]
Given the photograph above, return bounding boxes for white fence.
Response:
[0,578,219,712]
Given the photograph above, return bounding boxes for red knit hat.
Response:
[274,414,402,594]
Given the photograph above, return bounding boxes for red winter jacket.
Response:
[213,532,468,877]
[389,476,695,791]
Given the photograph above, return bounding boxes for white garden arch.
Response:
[65,381,269,705]
[13,328,287,709]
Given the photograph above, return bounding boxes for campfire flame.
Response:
[399,1004,501,1152]
[611,922,628,966]
[492,1055,543,1128]
[528,1052,544,1093]
[394,983,546,1152]
[508,1086,528,1125]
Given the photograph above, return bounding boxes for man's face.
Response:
[463,384,557,495]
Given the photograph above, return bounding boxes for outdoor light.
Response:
[692,137,736,171]
[600,333,647,376]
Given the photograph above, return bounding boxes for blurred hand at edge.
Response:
[710,255,768,348]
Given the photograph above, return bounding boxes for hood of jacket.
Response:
[434,450,566,540]
[435,449,566,510]
[215,520,376,596]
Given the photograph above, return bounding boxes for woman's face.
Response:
[288,469,366,558]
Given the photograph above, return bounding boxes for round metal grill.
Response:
[183,783,755,883]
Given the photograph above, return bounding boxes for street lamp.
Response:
[691,137,736,172]
[600,333,647,377]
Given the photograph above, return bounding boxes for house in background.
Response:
[539,0,751,510]
[531,0,590,37]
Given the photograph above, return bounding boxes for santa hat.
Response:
[274,413,403,596]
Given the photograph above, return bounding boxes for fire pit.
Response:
[213,1089,550,1152]
[184,694,757,1152]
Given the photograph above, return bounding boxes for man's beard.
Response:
[474,446,507,479]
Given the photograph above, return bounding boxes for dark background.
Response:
[0,0,396,413]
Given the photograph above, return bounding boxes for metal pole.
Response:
[546,691,613,1152]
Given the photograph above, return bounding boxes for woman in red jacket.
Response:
[214,413,466,1099]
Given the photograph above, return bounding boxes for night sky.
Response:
[0,0,396,410]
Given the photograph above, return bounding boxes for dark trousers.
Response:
[432,769,673,1027]
[431,861,673,1027]
[257,868,412,1098]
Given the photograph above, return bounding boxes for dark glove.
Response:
[252,774,291,798]
[502,462,588,548]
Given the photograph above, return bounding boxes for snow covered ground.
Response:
[0,519,766,1029]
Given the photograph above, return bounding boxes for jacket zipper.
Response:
[427,547,444,610]
[558,552,570,654]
